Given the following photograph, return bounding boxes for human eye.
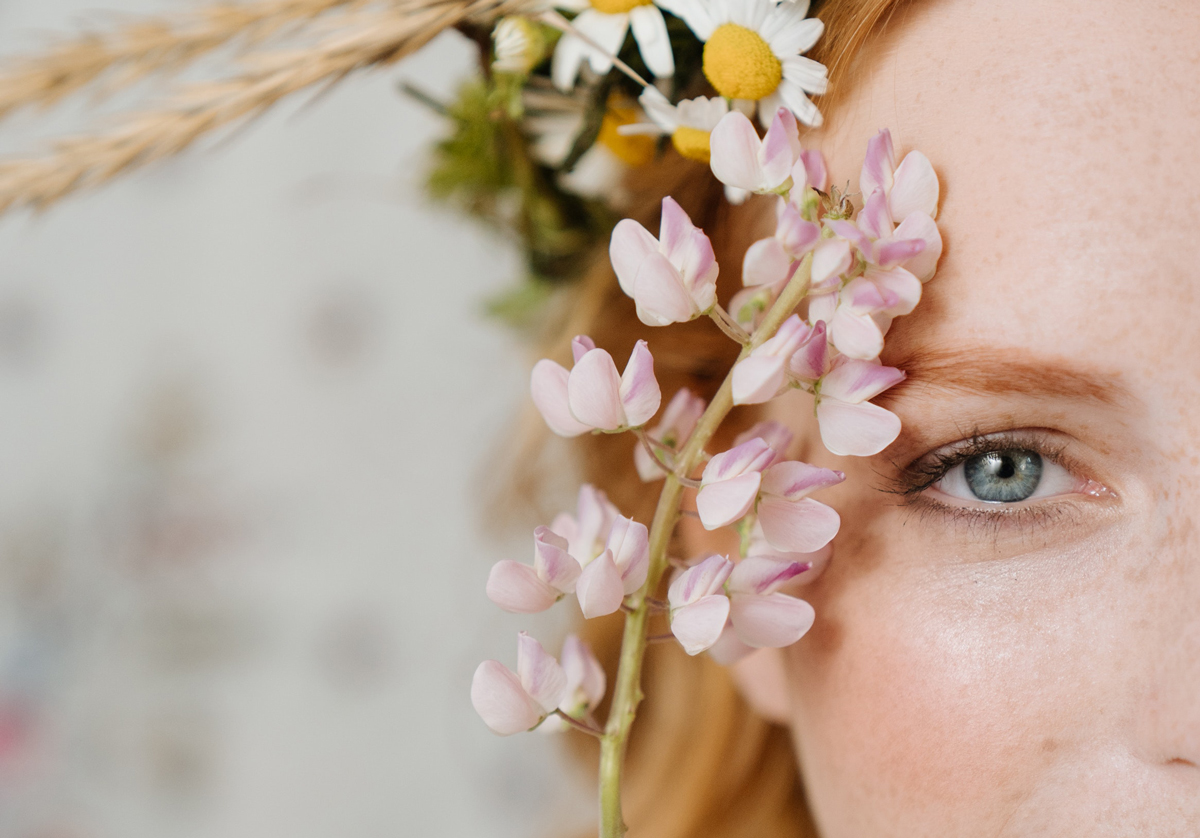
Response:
[893,430,1107,514]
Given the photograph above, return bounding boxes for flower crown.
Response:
[425,0,829,320]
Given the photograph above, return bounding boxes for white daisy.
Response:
[618,87,729,163]
[493,17,547,75]
[551,0,675,91]
[663,0,828,126]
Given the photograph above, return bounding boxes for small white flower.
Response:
[663,0,828,126]
[551,0,676,90]
[493,17,547,75]
[618,87,729,163]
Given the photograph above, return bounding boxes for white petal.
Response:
[830,308,885,360]
[709,111,764,191]
[610,218,661,297]
[890,151,940,221]
[629,5,675,77]
[730,592,815,647]
[634,252,697,325]
[893,212,943,282]
[776,80,822,128]
[531,359,591,436]
[671,595,731,655]
[768,16,824,56]
[574,10,630,74]
[550,34,589,91]
[816,398,902,457]
[576,550,626,618]
[696,472,762,529]
[780,55,828,95]
[568,348,625,429]
[731,355,787,405]
[618,339,662,426]
[758,496,840,553]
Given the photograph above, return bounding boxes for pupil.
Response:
[962,449,1042,503]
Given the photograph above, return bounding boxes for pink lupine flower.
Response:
[814,358,906,456]
[575,515,650,618]
[610,197,719,326]
[634,387,706,481]
[668,554,734,655]
[695,438,778,529]
[471,632,567,736]
[531,335,662,435]
[797,148,829,193]
[550,484,621,565]
[731,314,823,405]
[541,634,606,732]
[860,128,940,223]
[756,461,843,553]
[741,202,821,288]
[808,265,922,360]
[486,526,582,613]
[744,520,831,581]
[726,557,816,647]
[733,421,793,465]
[709,109,800,195]
[809,237,855,293]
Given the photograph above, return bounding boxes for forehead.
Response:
[813,0,1200,375]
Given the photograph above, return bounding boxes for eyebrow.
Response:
[876,347,1130,407]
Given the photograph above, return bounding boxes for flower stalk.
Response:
[598,253,813,837]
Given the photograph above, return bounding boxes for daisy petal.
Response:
[629,5,675,77]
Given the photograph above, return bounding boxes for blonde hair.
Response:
[518,2,915,835]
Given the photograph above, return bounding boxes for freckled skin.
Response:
[733,1,1200,835]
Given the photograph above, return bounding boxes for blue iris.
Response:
[962,449,1043,502]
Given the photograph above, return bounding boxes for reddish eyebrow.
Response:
[876,346,1129,406]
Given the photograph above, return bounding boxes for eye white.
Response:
[934,450,1079,504]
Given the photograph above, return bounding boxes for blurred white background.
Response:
[0,2,588,836]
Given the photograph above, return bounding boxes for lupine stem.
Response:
[597,252,813,837]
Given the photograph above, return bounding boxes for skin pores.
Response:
[728,1,1200,835]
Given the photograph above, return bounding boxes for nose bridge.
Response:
[1136,470,1200,766]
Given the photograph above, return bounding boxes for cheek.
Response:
[782,512,1140,835]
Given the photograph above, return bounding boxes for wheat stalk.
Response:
[0,0,529,214]
[0,0,379,121]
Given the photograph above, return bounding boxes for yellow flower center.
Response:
[703,23,782,101]
[598,102,656,167]
[671,126,711,163]
[589,0,651,14]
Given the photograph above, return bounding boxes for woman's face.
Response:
[755,0,1200,834]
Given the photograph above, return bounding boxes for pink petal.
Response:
[820,359,905,403]
[486,560,560,613]
[731,355,787,405]
[657,387,705,441]
[696,472,763,529]
[531,359,590,437]
[893,212,943,282]
[787,318,827,381]
[858,189,893,241]
[571,335,597,363]
[810,238,853,289]
[830,308,885,360]
[517,632,569,713]
[816,398,902,456]
[559,635,606,710]
[867,266,922,317]
[709,111,764,191]
[571,484,619,561]
[800,149,828,192]
[760,108,798,189]
[605,516,649,594]
[575,550,625,618]
[889,150,939,221]
[667,554,734,607]
[658,196,694,266]
[633,252,697,326]
[859,129,895,199]
[758,496,841,553]
[728,556,809,595]
[827,219,873,264]
[567,348,625,430]
[706,626,757,665]
[533,526,581,593]
[776,207,820,257]
[734,421,794,464]
[677,229,719,309]
[610,219,660,298]
[702,437,776,483]
[472,660,544,735]
[743,237,791,288]
[618,340,662,427]
[761,460,845,501]
[875,237,925,270]
[730,592,815,648]
[671,595,731,655]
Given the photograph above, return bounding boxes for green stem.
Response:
[597,253,813,837]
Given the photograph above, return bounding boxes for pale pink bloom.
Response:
[709,109,800,195]
[667,554,734,655]
[797,148,829,193]
[471,632,567,736]
[756,460,843,553]
[541,634,606,732]
[726,557,816,647]
[741,201,821,289]
[731,314,823,405]
[610,197,719,326]
[695,437,778,529]
[809,237,854,293]
[550,484,620,565]
[575,515,650,618]
[486,526,582,613]
[860,128,940,223]
[814,358,906,456]
[531,335,662,434]
[733,421,793,465]
[807,263,922,360]
[743,520,831,581]
[635,387,707,481]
